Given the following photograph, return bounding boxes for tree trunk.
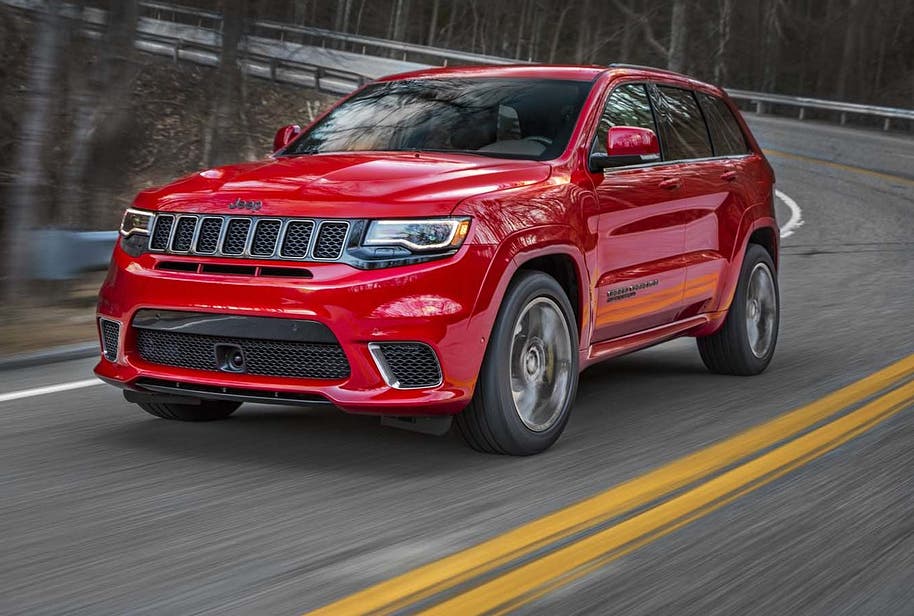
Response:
[334,0,353,33]
[713,0,732,84]
[443,0,459,49]
[83,0,139,224]
[573,0,592,63]
[353,0,366,34]
[427,0,440,46]
[392,0,410,41]
[761,0,782,92]
[3,0,63,303]
[292,0,307,25]
[836,0,860,99]
[548,5,571,63]
[205,0,246,168]
[667,0,688,72]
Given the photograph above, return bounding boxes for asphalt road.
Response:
[2,116,913,615]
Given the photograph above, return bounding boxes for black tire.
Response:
[697,244,779,375]
[137,400,241,421]
[456,270,579,455]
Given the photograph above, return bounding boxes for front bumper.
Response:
[95,241,496,415]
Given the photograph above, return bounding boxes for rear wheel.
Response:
[697,244,779,375]
[456,271,579,455]
[137,400,241,421]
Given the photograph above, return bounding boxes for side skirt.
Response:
[582,314,713,369]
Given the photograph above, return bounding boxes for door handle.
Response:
[658,178,681,190]
[720,170,738,182]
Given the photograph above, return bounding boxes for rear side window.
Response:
[593,83,656,154]
[653,86,713,161]
[697,92,751,156]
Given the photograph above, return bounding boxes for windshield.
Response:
[282,78,594,161]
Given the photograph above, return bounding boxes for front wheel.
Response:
[456,271,579,455]
[697,244,779,375]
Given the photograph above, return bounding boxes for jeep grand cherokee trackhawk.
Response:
[96,64,779,455]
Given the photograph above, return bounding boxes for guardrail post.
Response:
[883,118,891,131]
[173,40,181,65]
[798,107,806,120]
[269,58,277,82]
[840,112,847,125]
[754,101,764,115]
[315,67,323,92]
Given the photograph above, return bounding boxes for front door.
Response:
[587,83,690,343]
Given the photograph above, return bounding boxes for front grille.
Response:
[370,343,442,389]
[147,214,351,262]
[99,319,120,362]
[134,329,350,380]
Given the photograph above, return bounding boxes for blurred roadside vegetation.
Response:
[0,3,334,351]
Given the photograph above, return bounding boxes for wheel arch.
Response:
[466,226,591,353]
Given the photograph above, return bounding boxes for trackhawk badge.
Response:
[607,279,659,302]
[228,197,262,211]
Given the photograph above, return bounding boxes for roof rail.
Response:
[607,63,693,79]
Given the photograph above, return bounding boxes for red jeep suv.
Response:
[96,64,779,455]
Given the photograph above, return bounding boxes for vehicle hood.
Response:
[133,152,552,218]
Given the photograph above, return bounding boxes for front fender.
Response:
[466,224,590,354]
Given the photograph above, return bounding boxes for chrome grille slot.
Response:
[222,219,251,255]
[251,219,282,256]
[195,217,223,253]
[146,214,352,262]
[171,216,197,252]
[150,215,174,250]
[313,221,350,260]
[280,220,315,258]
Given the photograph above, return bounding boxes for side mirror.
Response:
[273,124,302,152]
[589,126,661,171]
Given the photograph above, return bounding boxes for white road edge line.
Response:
[776,189,803,238]
[0,378,103,403]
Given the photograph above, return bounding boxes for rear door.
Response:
[650,85,734,320]
[588,83,690,343]
[679,91,757,318]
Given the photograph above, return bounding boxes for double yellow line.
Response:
[309,354,914,615]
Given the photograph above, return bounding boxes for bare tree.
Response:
[713,0,732,83]
[427,0,440,46]
[3,1,63,303]
[204,0,248,168]
[667,0,689,72]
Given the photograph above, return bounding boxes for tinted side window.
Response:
[593,84,656,154]
[697,92,750,156]
[653,86,713,160]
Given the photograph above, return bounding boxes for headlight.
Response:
[120,208,154,237]
[363,218,470,252]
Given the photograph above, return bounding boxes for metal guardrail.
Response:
[249,20,525,66]
[134,0,526,66]
[727,90,914,131]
